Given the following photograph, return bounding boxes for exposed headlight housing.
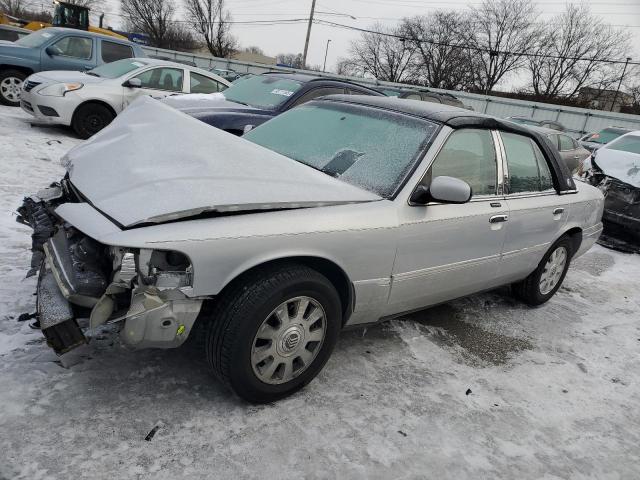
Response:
[138,249,193,289]
[38,82,84,97]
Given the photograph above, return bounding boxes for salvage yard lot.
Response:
[1,105,639,480]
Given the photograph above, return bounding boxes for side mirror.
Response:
[410,176,472,205]
[45,46,56,56]
[123,78,142,88]
[242,124,254,134]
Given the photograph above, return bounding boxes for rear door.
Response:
[497,131,571,282]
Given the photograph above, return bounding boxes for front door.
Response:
[41,35,96,71]
[388,128,508,314]
[123,66,186,108]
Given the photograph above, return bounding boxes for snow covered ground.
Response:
[1,104,640,480]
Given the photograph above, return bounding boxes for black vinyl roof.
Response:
[316,94,577,193]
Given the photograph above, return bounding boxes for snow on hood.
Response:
[161,92,226,109]
[596,143,640,188]
[62,96,380,228]
[30,70,104,85]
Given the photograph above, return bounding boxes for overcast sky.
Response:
[100,0,640,88]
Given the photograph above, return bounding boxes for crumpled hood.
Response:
[595,147,640,188]
[161,93,269,117]
[62,96,380,228]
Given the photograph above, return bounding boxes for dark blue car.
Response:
[163,72,384,135]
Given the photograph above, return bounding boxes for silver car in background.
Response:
[19,57,230,138]
[18,96,604,403]
[530,127,591,172]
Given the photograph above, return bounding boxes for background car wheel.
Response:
[512,236,574,306]
[205,263,341,403]
[72,103,115,139]
[0,69,27,107]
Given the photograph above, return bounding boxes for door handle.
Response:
[553,207,564,215]
[489,214,508,223]
[490,202,502,208]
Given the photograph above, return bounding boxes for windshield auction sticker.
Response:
[271,89,294,97]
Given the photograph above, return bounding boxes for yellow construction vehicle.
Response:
[0,1,126,39]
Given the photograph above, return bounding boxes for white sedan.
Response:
[19,58,231,138]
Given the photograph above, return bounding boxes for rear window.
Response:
[607,135,640,154]
[501,132,554,193]
[101,41,134,63]
[589,128,631,145]
[0,29,19,42]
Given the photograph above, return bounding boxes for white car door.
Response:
[388,128,509,313]
[122,66,186,109]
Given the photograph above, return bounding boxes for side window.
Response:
[501,132,553,193]
[50,36,92,59]
[291,87,344,107]
[134,67,183,92]
[190,72,225,93]
[558,134,574,151]
[405,93,421,100]
[422,94,442,104]
[0,30,19,41]
[346,88,375,96]
[430,129,497,196]
[548,134,560,149]
[101,41,133,63]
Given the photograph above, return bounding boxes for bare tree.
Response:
[276,53,304,69]
[346,23,417,82]
[461,0,540,93]
[121,0,176,48]
[185,0,237,58]
[244,46,264,55]
[0,0,23,16]
[527,5,632,99]
[401,12,474,90]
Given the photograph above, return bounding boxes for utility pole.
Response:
[323,39,331,72]
[610,57,632,112]
[302,0,316,69]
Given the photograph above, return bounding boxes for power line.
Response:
[313,19,640,66]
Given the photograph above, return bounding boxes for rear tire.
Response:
[205,263,341,403]
[512,236,573,306]
[72,103,115,139]
[0,69,27,107]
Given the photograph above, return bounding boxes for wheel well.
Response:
[0,65,34,77]
[564,227,583,255]
[72,100,117,123]
[215,257,354,325]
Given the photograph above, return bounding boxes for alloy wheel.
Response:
[0,76,22,103]
[539,246,568,295]
[251,296,326,385]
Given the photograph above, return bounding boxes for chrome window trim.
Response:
[497,130,561,198]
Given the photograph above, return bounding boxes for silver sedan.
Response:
[19,57,230,138]
[19,95,604,403]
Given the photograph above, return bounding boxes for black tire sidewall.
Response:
[226,274,341,403]
[0,70,27,107]
[73,104,113,138]
[530,237,573,304]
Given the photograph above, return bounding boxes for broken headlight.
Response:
[137,249,193,289]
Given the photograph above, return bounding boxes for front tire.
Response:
[72,103,115,139]
[205,264,342,403]
[0,69,27,107]
[512,236,573,306]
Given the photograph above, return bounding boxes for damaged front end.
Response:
[587,164,640,253]
[17,182,203,355]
